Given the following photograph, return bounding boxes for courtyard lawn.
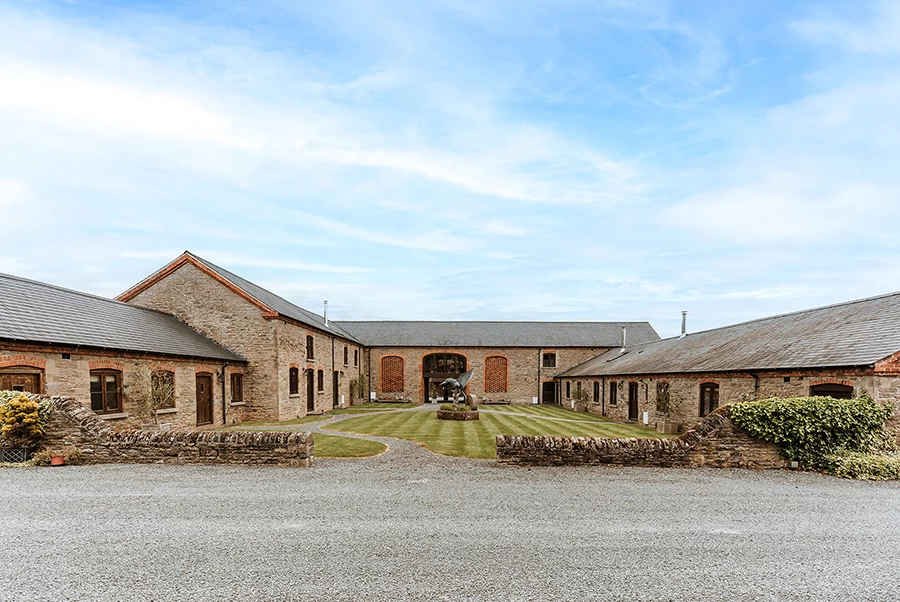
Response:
[328,406,672,459]
[478,404,610,422]
[314,433,387,458]
[327,402,417,414]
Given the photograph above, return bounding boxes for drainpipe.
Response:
[221,361,228,425]
[601,376,606,417]
[538,348,542,404]
[750,372,760,400]
[331,335,335,409]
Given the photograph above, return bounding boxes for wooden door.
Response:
[628,382,639,421]
[196,374,213,425]
[332,371,339,409]
[542,381,556,404]
[307,370,315,412]
[0,373,41,393]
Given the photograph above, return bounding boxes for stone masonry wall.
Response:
[368,346,609,405]
[39,395,313,466]
[495,405,785,468]
[274,320,363,418]
[125,261,278,423]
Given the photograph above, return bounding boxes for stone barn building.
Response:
[5,250,900,434]
[0,272,245,430]
[558,291,900,435]
[114,252,658,420]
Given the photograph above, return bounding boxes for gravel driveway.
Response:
[1,449,898,601]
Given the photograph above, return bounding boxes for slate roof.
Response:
[184,253,361,343]
[0,273,245,362]
[559,291,900,378]
[334,321,660,348]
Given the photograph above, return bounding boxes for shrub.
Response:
[824,451,900,480]
[0,393,49,448]
[30,448,52,466]
[439,404,461,412]
[731,394,894,474]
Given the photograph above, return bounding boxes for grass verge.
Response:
[328,402,417,414]
[314,433,386,457]
[218,415,332,429]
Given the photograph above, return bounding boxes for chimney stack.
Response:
[680,311,687,338]
[324,300,328,326]
[621,325,627,351]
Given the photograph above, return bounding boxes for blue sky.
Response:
[2,0,899,338]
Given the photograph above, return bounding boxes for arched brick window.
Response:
[484,356,508,393]
[381,356,405,392]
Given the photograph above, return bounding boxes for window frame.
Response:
[343,346,349,366]
[565,381,571,399]
[289,367,300,395]
[306,335,315,360]
[231,373,244,403]
[542,353,557,368]
[90,370,122,414]
[354,349,359,367]
[699,382,720,417]
[609,381,618,406]
[317,369,324,392]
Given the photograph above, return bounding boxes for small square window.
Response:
[542,353,557,368]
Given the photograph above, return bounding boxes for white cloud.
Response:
[793,1,900,55]
[0,65,265,149]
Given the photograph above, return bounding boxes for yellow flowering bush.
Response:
[0,393,47,448]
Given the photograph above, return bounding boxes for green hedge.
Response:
[824,450,900,480]
[731,394,896,478]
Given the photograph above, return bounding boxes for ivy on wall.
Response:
[731,394,898,479]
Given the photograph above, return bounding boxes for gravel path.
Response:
[2,450,898,601]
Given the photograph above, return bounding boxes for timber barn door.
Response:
[196,373,214,426]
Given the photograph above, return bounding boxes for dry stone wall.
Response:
[40,395,313,466]
[495,406,785,468]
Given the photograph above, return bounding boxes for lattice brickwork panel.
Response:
[381,356,405,392]
[484,356,508,393]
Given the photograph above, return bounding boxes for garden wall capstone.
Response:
[495,406,785,468]
[39,395,313,466]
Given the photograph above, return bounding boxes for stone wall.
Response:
[495,405,786,468]
[125,260,363,422]
[40,395,313,467]
[274,320,363,418]
[367,346,609,405]
[124,261,276,423]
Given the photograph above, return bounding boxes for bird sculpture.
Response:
[440,369,475,409]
